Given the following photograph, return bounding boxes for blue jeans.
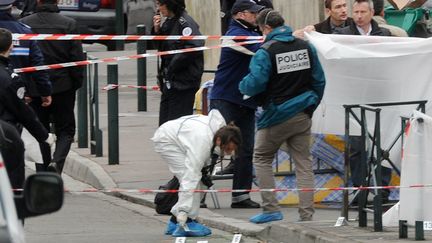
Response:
[210,99,255,202]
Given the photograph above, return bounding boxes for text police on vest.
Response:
[276,49,311,74]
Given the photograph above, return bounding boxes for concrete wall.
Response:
[186,0,221,81]
[273,0,323,30]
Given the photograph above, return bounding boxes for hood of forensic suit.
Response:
[207,109,226,135]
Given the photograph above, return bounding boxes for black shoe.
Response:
[47,162,59,174]
[231,199,260,209]
[35,163,47,172]
[216,162,235,175]
[200,202,207,208]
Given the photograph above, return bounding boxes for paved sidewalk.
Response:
[23,46,432,242]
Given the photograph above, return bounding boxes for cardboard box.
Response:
[387,0,427,10]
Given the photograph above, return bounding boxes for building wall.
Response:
[184,0,358,75]
[185,0,221,81]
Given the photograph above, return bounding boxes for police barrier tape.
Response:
[12,184,432,193]
[102,84,160,91]
[12,33,263,41]
[13,40,262,73]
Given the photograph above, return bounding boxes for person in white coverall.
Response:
[152,109,242,237]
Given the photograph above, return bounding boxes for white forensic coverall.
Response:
[152,109,226,219]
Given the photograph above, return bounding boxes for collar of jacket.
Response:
[365,19,383,35]
[0,55,10,67]
[265,25,294,42]
[0,11,14,21]
[232,18,257,31]
[36,4,60,13]
[372,15,386,25]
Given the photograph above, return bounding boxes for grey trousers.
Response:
[254,112,315,220]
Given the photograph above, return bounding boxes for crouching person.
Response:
[152,109,242,237]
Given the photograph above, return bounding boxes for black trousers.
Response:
[210,99,255,202]
[0,120,25,190]
[31,90,76,173]
[158,87,197,126]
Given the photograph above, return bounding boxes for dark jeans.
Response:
[159,87,198,126]
[0,120,25,190]
[210,99,255,202]
[31,90,76,173]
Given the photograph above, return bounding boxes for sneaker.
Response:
[231,199,260,209]
[172,221,211,237]
[250,211,283,224]
[165,220,177,235]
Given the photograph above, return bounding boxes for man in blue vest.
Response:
[240,9,326,223]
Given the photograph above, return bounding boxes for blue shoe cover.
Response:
[250,211,283,224]
[172,221,211,237]
[172,225,187,237]
[165,220,177,235]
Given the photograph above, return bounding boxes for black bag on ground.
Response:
[154,176,179,215]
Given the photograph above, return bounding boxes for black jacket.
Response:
[0,56,48,142]
[334,19,391,36]
[20,4,84,94]
[0,10,51,97]
[314,17,355,34]
[153,11,204,91]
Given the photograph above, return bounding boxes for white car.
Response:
[0,153,63,243]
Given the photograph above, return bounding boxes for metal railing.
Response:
[342,100,427,232]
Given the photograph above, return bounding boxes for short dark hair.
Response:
[354,0,374,10]
[324,0,333,9]
[372,0,384,15]
[0,28,12,53]
[256,8,284,29]
[213,123,242,150]
[158,0,185,17]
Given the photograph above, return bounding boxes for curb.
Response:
[63,151,117,190]
[61,152,353,243]
[257,223,357,243]
[26,144,352,243]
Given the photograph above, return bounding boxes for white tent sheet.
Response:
[306,32,432,168]
[399,111,432,224]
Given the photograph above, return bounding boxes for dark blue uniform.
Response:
[0,55,48,189]
[0,10,51,97]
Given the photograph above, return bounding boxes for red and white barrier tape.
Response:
[14,40,262,73]
[13,33,263,41]
[12,184,432,193]
[102,84,160,91]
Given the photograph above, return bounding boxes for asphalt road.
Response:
[23,166,262,243]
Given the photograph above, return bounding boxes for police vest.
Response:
[260,38,313,106]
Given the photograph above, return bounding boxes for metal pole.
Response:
[137,25,147,111]
[89,62,95,154]
[107,64,119,165]
[358,108,367,227]
[374,110,383,232]
[77,52,88,148]
[115,0,124,50]
[94,63,103,157]
[342,106,350,219]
